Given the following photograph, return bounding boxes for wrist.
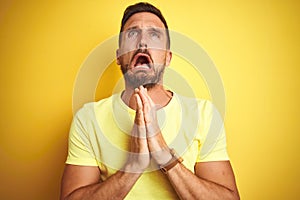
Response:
[159,148,183,174]
[122,162,146,174]
[151,148,173,166]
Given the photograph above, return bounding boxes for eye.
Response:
[148,29,163,41]
[149,31,160,40]
[127,30,138,39]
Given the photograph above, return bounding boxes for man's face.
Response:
[117,12,172,89]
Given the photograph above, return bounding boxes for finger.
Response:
[139,86,158,124]
[138,86,152,113]
[135,93,143,112]
[134,94,145,126]
[145,123,161,137]
[141,86,156,108]
[131,123,147,138]
[137,88,152,124]
[137,86,149,105]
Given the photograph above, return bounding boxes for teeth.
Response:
[135,64,149,69]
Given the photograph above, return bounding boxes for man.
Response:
[60,2,239,200]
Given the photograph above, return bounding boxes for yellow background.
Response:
[0,0,299,199]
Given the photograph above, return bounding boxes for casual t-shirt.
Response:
[66,92,229,199]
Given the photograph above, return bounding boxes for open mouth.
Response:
[132,53,152,69]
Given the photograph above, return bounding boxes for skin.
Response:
[60,12,240,200]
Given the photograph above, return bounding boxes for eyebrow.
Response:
[126,26,139,31]
[147,27,164,34]
[125,26,164,32]
[125,26,138,31]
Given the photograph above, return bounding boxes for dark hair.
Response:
[119,2,170,49]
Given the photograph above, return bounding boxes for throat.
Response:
[144,86,173,108]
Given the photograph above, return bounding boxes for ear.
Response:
[165,50,172,67]
[116,49,121,65]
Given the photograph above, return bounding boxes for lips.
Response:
[131,53,152,69]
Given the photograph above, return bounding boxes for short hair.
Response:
[119,2,170,49]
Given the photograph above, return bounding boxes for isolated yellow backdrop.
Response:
[0,0,299,199]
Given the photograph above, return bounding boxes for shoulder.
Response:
[73,95,115,123]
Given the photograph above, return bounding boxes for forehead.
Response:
[122,12,166,31]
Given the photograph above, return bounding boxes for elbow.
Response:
[60,195,67,200]
[232,191,240,200]
[60,192,72,200]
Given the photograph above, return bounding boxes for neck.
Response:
[121,84,173,110]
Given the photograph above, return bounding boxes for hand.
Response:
[124,92,150,173]
[135,86,160,137]
[136,86,173,166]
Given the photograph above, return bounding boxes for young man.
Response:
[60,2,240,199]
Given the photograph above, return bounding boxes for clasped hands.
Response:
[124,86,173,173]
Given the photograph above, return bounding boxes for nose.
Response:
[138,42,147,49]
[137,31,148,49]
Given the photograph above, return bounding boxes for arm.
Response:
[60,93,150,200]
[166,161,240,200]
[60,165,141,200]
[136,86,240,199]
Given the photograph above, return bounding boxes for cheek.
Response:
[119,52,134,66]
[151,51,167,64]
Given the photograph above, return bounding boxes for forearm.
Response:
[166,164,239,200]
[64,170,141,200]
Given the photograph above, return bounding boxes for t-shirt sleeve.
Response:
[66,107,98,166]
[196,100,229,162]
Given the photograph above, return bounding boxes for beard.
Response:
[120,49,166,89]
[121,63,165,89]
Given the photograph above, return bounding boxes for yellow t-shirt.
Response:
[66,93,229,199]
